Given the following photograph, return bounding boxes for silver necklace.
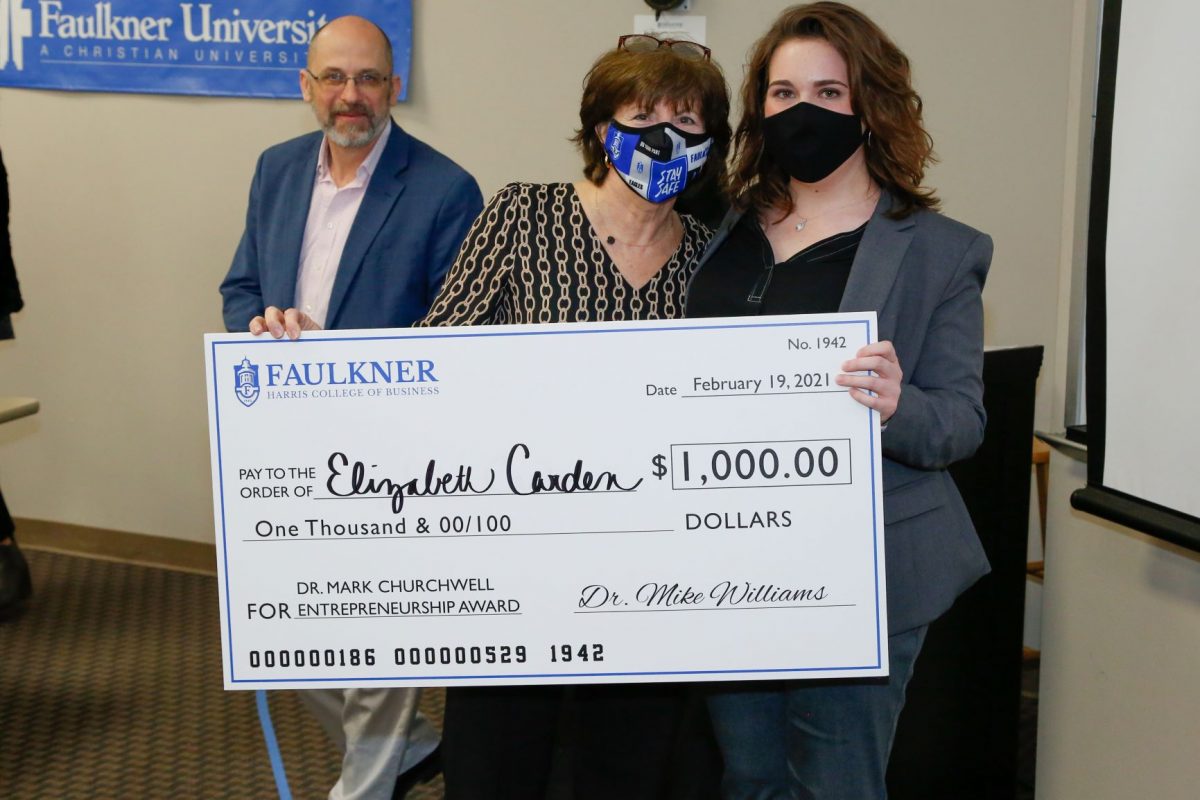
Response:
[792,191,880,232]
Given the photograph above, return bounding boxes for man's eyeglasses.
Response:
[617,34,711,61]
[304,69,391,91]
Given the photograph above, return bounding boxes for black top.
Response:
[687,213,864,318]
[0,148,21,318]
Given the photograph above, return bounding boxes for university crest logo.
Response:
[0,0,34,70]
[234,357,261,408]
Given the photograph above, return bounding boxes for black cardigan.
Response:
[0,148,22,328]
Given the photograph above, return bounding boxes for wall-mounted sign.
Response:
[632,12,706,46]
[0,0,412,99]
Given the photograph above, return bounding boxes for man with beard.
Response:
[220,15,481,799]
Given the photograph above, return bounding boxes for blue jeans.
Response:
[707,625,928,800]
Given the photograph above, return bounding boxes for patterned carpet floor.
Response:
[0,548,444,799]
[1,547,1039,799]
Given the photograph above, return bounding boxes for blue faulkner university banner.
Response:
[0,0,412,99]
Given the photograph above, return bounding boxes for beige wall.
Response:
[0,0,1074,542]
[5,1,1199,793]
[1035,452,1200,799]
[1032,0,1200,795]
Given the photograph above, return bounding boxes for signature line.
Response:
[576,603,856,614]
[241,529,672,543]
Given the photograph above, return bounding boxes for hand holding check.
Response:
[837,341,903,424]
[249,306,323,341]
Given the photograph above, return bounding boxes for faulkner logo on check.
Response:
[0,0,35,70]
[233,357,439,405]
[264,359,437,387]
[233,357,261,408]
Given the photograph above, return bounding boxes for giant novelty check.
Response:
[205,313,888,690]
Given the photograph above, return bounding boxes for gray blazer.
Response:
[689,193,992,633]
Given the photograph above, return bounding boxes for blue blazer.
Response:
[221,121,483,332]
[690,193,992,633]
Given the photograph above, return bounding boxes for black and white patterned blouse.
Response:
[417,182,713,326]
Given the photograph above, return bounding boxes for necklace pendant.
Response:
[794,219,807,232]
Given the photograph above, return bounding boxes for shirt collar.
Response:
[315,120,393,187]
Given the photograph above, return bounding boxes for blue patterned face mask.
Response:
[602,119,713,204]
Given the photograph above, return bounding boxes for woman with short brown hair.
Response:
[420,36,730,799]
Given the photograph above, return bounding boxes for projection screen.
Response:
[1070,0,1200,552]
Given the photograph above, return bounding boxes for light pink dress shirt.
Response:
[294,124,392,328]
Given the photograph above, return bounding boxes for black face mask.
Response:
[762,102,865,184]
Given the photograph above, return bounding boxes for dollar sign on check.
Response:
[651,454,668,479]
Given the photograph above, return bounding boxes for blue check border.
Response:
[209,317,883,685]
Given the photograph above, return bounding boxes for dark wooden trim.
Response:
[15,517,217,575]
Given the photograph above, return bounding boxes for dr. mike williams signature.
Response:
[578,581,831,610]
[326,444,643,513]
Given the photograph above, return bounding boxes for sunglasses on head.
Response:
[618,34,711,61]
